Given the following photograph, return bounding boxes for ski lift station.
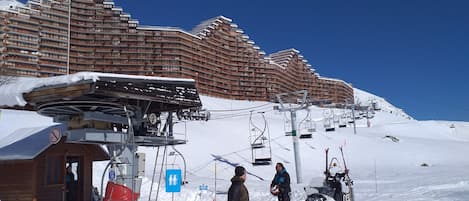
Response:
[0,72,204,201]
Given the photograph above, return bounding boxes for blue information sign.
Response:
[165,169,182,192]
[108,169,116,181]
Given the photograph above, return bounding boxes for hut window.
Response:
[46,156,62,185]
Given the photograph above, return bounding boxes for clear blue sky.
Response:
[32,0,469,120]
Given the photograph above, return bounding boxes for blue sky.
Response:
[112,0,469,121]
[25,0,469,120]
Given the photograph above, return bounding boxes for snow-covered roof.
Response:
[191,16,223,35]
[111,7,123,12]
[0,124,65,161]
[0,72,196,107]
[190,15,233,37]
[318,76,352,88]
[137,25,201,39]
[0,0,23,11]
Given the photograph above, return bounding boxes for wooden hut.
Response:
[0,124,109,201]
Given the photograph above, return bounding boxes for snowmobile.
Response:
[304,147,354,201]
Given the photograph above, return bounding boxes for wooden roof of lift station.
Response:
[11,72,203,146]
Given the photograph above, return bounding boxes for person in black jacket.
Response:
[271,162,291,201]
[228,166,249,201]
[65,165,75,201]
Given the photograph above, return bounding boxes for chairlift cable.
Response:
[210,109,272,120]
[207,102,272,112]
[271,152,291,164]
[270,137,291,151]
[189,160,215,174]
[211,106,273,118]
[210,113,252,120]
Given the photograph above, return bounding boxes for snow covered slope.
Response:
[2,89,469,201]
[134,94,469,201]
[354,88,412,120]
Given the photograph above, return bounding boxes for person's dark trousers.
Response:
[278,192,290,201]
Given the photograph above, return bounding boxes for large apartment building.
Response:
[0,0,353,103]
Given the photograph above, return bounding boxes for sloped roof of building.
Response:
[0,123,110,161]
[0,124,64,161]
[0,72,198,108]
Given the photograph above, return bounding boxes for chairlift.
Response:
[366,108,375,119]
[284,113,293,136]
[323,109,333,119]
[333,115,340,124]
[324,117,335,132]
[299,109,315,139]
[358,111,365,117]
[338,114,347,128]
[371,101,381,111]
[249,111,272,166]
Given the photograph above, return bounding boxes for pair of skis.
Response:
[325,146,354,201]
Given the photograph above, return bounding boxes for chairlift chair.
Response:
[338,115,347,128]
[366,109,375,119]
[249,112,272,165]
[284,114,293,136]
[253,157,272,166]
[324,118,335,132]
[299,110,315,139]
[333,115,340,124]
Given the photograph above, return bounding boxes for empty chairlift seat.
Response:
[299,111,315,139]
[249,112,272,165]
[324,118,335,132]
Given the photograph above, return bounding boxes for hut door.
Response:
[65,156,83,201]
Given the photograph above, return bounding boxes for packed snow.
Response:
[1,88,469,201]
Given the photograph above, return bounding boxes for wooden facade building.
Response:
[0,0,353,103]
[0,124,109,201]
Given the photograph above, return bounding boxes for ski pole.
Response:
[339,146,348,175]
[325,148,329,175]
